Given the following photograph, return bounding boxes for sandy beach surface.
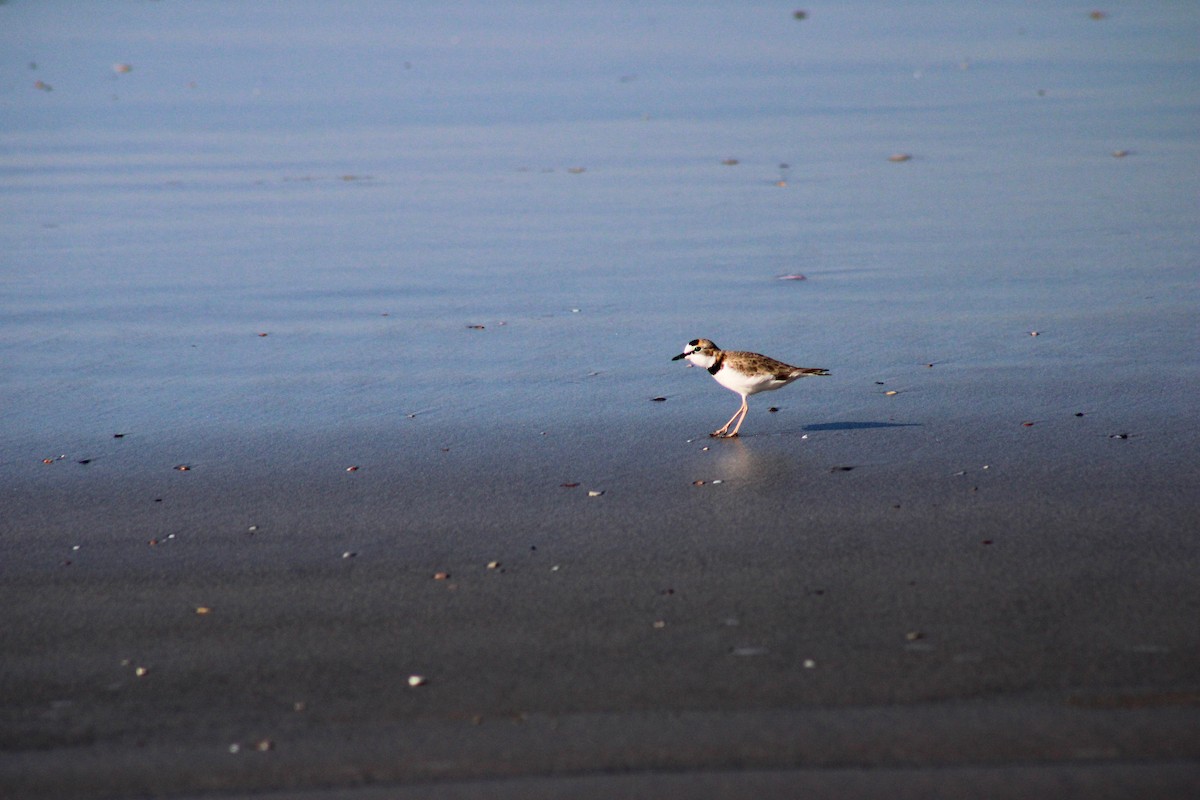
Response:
[3,2,1199,797]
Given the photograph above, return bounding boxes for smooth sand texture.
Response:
[3,1,1199,797]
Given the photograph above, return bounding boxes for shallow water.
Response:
[2,1,1198,458]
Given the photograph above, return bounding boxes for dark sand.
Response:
[3,404,1199,797]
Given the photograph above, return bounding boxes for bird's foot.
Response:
[710,430,738,439]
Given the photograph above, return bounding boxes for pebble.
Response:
[134,666,149,677]
[407,675,427,687]
[803,659,817,669]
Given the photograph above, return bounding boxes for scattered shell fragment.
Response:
[768,406,779,413]
[407,674,427,687]
[229,743,241,754]
[346,465,360,472]
[905,631,924,641]
[42,458,54,464]
[34,80,52,91]
[433,572,450,580]
[885,390,899,396]
[711,479,723,485]
[776,274,806,281]
[587,490,604,497]
[174,464,191,471]
[566,167,586,174]
[1111,149,1130,158]
[693,480,706,486]
[248,525,258,532]
[1029,330,1040,336]
[487,561,501,570]
[653,620,666,629]
[195,607,211,615]
[257,332,269,337]
[803,659,817,669]
[466,324,485,330]
[560,482,580,488]
[888,153,913,162]
[341,551,357,559]
[721,158,739,165]
[293,702,306,712]
[1021,421,1035,427]
[1089,10,1107,20]
[651,396,667,402]
[731,646,769,657]
[113,63,132,74]
[1109,433,1130,440]
[255,739,274,752]
[134,666,149,677]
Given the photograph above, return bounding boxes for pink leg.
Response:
[712,398,748,437]
[726,400,751,437]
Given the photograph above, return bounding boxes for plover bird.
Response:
[672,339,829,438]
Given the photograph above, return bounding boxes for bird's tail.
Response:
[793,368,830,377]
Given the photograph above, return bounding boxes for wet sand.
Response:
[3,404,1199,797]
[3,1,1199,797]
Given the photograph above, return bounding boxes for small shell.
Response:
[195,607,211,615]
[587,490,604,497]
[134,666,149,677]
[433,571,450,580]
[407,674,427,687]
[888,153,913,162]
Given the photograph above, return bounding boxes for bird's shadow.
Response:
[801,421,921,432]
